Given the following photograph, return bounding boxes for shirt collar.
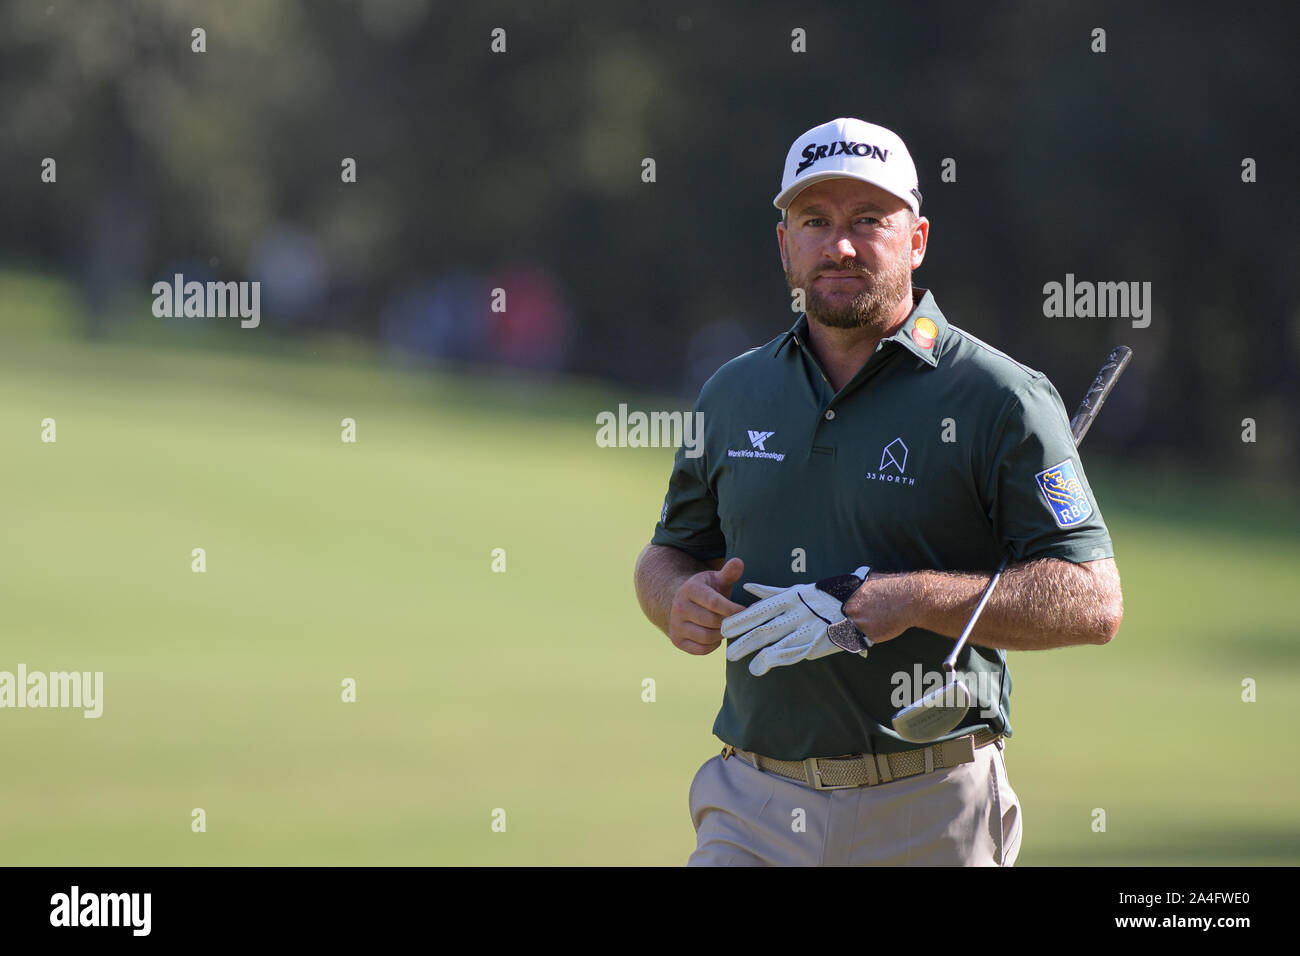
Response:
[775,287,950,367]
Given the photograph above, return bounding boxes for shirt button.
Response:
[824,409,836,421]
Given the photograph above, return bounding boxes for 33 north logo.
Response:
[879,437,908,474]
[1035,459,1093,527]
[864,437,915,486]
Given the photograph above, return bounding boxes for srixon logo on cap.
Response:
[796,140,890,173]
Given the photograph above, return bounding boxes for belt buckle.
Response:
[802,757,860,791]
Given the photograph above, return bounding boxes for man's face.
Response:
[777,178,928,333]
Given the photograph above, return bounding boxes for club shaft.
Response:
[942,555,1008,671]
[941,346,1130,672]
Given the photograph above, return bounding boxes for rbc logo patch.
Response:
[1035,459,1092,527]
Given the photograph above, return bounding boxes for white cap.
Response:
[773,118,922,217]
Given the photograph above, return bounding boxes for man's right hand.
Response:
[669,557,745,655]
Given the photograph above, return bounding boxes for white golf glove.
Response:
[722,566,872,676]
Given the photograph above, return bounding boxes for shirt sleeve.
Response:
[648,400,726,562]
[984,374,1114,564]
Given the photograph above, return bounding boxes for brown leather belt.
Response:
[722,728,1002,791]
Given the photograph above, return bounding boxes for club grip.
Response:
[1069,346,1132,446]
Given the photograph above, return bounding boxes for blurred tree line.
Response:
[1,0,1296,471]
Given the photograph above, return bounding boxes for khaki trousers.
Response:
[687,738,1022,866]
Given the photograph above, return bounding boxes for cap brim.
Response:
[773,171,920,216]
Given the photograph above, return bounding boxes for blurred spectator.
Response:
[487,264,575,372]
[249,226,328,327]
[380,271,492,363]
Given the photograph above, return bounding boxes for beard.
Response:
[786,245,912,333]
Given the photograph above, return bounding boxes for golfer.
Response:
[633,117,1123,866]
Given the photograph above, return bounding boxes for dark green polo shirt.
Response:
[650,288,1114,759]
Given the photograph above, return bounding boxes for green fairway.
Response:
[2,276,1298,865]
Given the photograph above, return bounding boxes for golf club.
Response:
[890,345,1133,743]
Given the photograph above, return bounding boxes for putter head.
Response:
[890,678,972,744]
